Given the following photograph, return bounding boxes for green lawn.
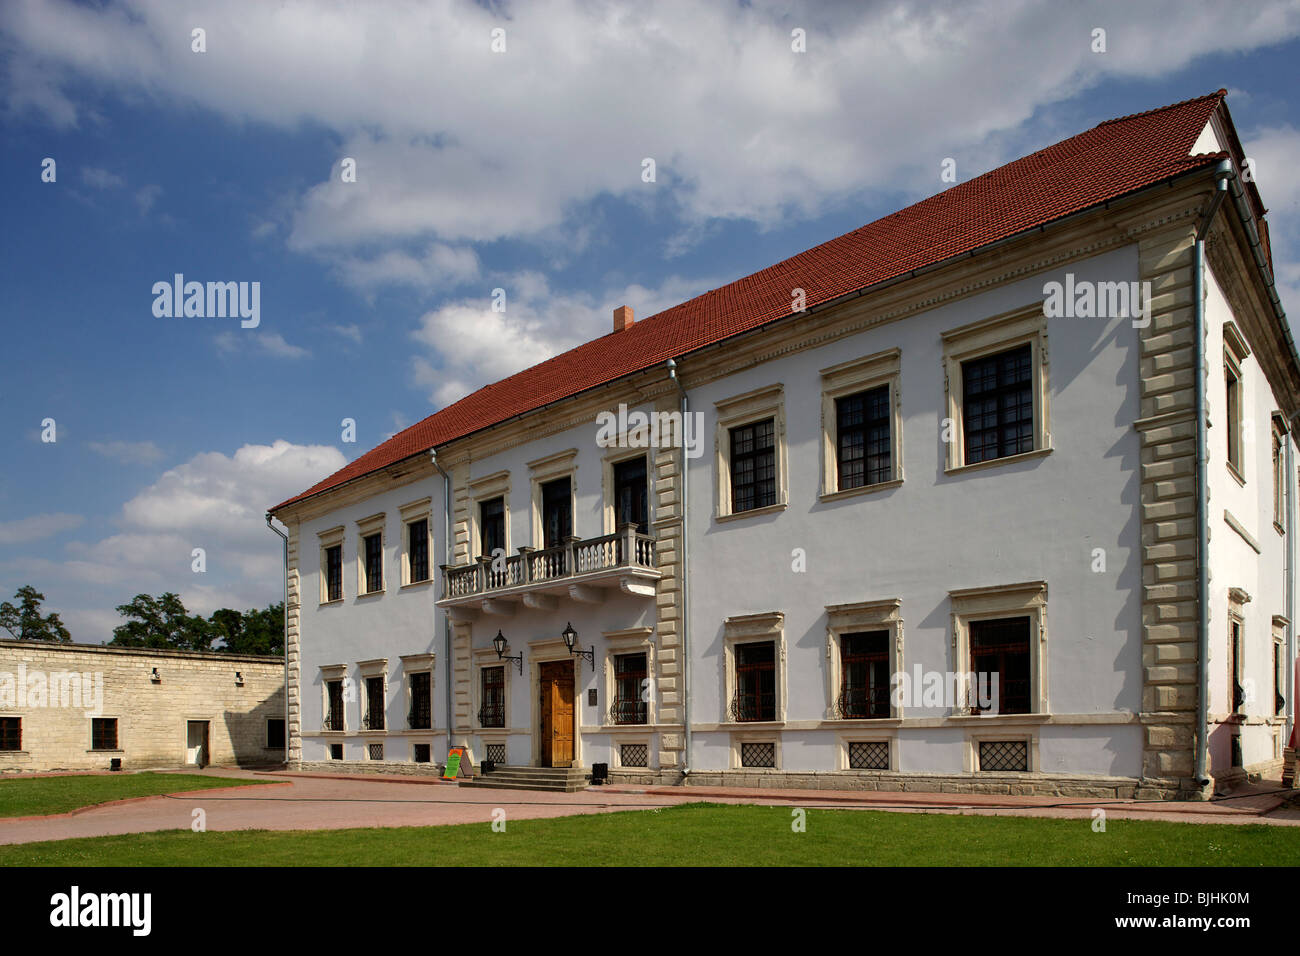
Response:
[0,772,270,818]
[1,803,1295,865]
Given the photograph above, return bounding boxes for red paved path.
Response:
[0,769,1295,846]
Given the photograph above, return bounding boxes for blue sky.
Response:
[2,0,1299,642]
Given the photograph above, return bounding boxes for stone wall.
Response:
[0,640,285,773]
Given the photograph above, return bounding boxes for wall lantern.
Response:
[492,630,523,674]
[235,671,244,687]
[150,667,161,683]
[562,622,594,672]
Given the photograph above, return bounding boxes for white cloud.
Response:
[330,323,363,344]
[411,271,720,407]
[134,183,162,215]
[333,242,481,291]
[87,440,164,464]
[6,0,1297,280]
[0,441,346,641]
[1242,126,1300,312]
[215,330,311,359]
[0,512,84,545]
[80,166,122,189]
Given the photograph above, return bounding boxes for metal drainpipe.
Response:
[430,450,455,755]
[666,359,690,779]
[1193,160,1233,787]
[265,514,290,766]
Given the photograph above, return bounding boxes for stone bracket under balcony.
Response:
[438,525,659,615]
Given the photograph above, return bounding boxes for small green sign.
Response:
[443,747,464,780]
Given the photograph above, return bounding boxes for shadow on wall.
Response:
[222,685,287,768]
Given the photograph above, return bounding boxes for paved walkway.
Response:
[0,769,1296,845]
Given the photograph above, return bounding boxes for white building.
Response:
[270,91,1299,798]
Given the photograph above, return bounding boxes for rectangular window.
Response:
[0,717,20,752]
[1273,424,1286,528]
[1226,363,1243,476]
[413,743,431,764]
[363,676,385,730]
[836,385,891,490]
[362,532,383,593]
[1230,620,1245,714]
[325,679,345,731]
[480,496,505,558]
[839,631,891,719]
[330,743,344,760]
[541,477,572,549]
[962,344,1034,464]
[740,742,775,768]
[325,545,342,602]
[613,456,649,531]
[91,717,118,751]
[479,666,505,728]
[408,671,432,729]
[408,518,429,583]
[848,741,889,770]
[620,743,648,767]
[732,641,776,721]
[729,418,777,513]
[611,653,647,725]
[1275,641,1286,717]
[969,617,1031,715]
[266,718,285,750]
[978,739,1029,772]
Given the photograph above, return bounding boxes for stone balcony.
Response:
[437,524,659,618]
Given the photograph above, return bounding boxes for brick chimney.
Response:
[613,305,634,332]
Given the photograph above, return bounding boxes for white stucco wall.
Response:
[1204,263,1295,774]
[685,245,1147,777]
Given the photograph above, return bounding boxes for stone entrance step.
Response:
[458,764,591,793]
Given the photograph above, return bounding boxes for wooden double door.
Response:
[538,660,575,767]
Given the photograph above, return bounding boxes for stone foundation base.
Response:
[299,760,448,778]
[608,768,1210,801]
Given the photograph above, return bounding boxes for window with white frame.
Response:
[356,513,385,595]
[820,349,902,498]
[941,306,1050,472]
[825,598,903,720]
[603,627,655,727]
[949,581,1047,716]
[1228,588,1249,715]
[318,525,344,604]
[467,470,511,561]
[1272,416,1287,532]
[714,385,786,519]
[321,665,347,732]
[399,498,432,586]
[401,652,435,730]
[723,611,785,724]
[1273,617,1287,718]
[1224,322,1250,483]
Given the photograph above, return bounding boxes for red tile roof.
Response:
[272,90,1228,514]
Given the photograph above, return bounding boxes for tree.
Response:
[0,585,72,643]
[110,592,213,651]
[209,603,284,656]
